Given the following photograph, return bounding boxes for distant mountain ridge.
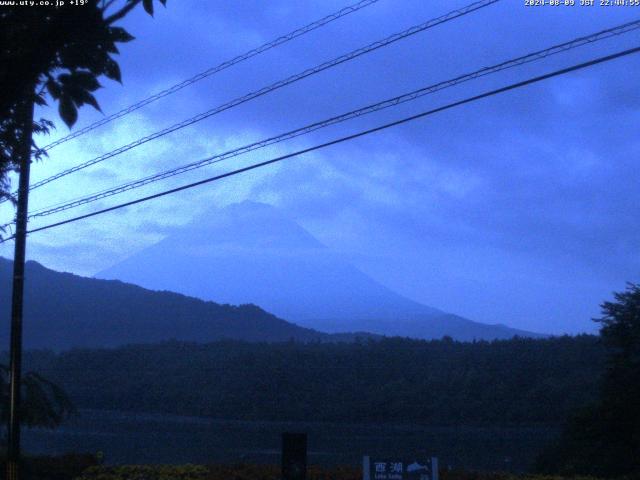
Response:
[0,258,372,350]
[97,201,544,340]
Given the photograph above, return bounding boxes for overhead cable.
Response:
[40,0,383,151]
[19,0,499,197]
[26,19,640,220]
[4,44,636,242]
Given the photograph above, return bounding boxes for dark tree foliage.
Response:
[536,283,640,478]
[22,335,603,426]
[0,0,166,202]
[0,364,74,431]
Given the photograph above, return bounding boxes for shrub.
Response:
[0,453,99,480]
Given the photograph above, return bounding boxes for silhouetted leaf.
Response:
[104,57,122,83]
[58,96,77,127]
[110,26,135,43]
[46,79,61,99]
[34,93,47,106]
[143,0,154,16]
[68,71,101,92]
[80,91,102,113]
[105,42,120,54]
[32,118,54,136]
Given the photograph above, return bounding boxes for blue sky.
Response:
[1,0,639,334]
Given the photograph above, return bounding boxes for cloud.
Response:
[3,0,638,332]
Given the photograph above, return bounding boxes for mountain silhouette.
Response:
[0,257,372,350]
[97,201,543,340]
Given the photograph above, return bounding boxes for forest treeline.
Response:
[18,335,603,425]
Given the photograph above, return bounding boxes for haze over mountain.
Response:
[97,201,543,340]
[0,257,366,350]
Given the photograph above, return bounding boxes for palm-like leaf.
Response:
[0,364,75,430]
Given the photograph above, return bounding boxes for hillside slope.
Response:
[0,258,358,350]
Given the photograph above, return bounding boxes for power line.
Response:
[3,44,636,243]
[39,0,382,152]
[24,18,640,220]
[17,0,499,197]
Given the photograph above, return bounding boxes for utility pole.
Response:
[6,88,35,480]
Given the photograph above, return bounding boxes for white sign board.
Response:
[363,456,438,480]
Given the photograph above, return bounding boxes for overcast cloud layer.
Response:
[1,0,639,334]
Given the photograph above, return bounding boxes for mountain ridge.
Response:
[0,257,374,350]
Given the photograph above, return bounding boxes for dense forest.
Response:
[19,335,603,425]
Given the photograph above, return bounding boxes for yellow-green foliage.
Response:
[75,464,209,480]
[75,465,610,480]
[74,464,361,480]
[441,473,606,480]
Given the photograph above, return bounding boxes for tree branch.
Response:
[104,0,142,25]
[101,0,120,14]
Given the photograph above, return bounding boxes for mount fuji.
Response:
[97,201,543,340]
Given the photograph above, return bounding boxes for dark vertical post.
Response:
[282,432,307,480]
[6,90,35,480]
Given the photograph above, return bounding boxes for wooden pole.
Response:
[6,89,35,480]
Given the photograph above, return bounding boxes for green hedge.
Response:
[75,464,209,480]
[74,465,614,480]
[74,464,360,480]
